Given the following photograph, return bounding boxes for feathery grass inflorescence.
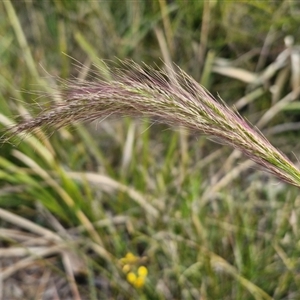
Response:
[6,60,300,187]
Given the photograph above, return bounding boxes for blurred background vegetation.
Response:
[1,0,300,299]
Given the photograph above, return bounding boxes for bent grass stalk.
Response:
[6,60,300,188]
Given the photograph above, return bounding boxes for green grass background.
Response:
[1,1,300,299]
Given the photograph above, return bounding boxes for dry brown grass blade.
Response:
[0,246,64,281]
[67,171,159,219]
[0,208,61,242]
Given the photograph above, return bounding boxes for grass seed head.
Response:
[5,60,300,188]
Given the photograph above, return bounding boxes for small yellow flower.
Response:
[133,276,146,288]
[126,272,137,284]
[119,253,148,288]
[120,252,139,265]
[137,266,148,277]
[122,264,131,273]
[126,252,138,263]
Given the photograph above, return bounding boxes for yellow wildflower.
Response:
[120,253,148,288]
[126,272,137,284]
[137,266,148,277]
[120,252,139,265]
[122,264,131,273]
[133,276,146,288]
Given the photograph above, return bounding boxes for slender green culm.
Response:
[5,60,300,188]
